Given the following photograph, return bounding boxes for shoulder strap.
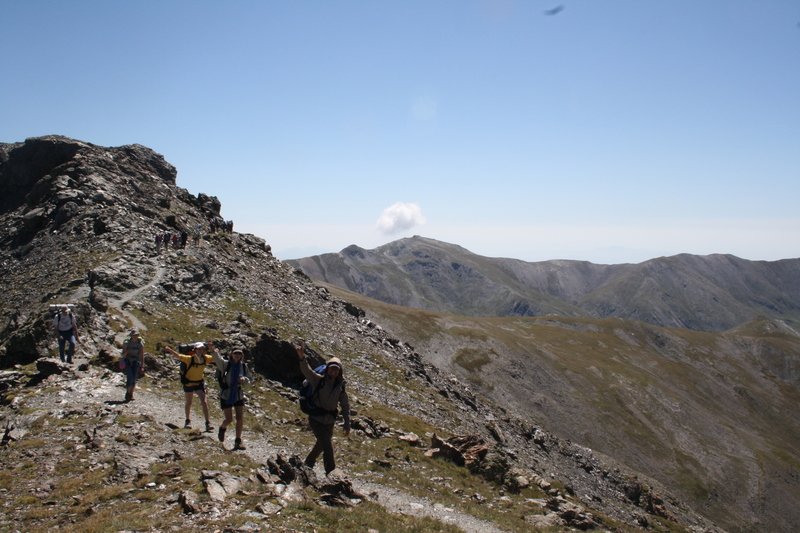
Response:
[312,376,326,398]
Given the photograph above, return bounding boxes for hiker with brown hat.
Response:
[294,340,351,475]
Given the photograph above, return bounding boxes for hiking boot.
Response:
[184,419,191,429]
[218,427,226,442]
[233,439,246,451]
[124,391,132,402]
[205,421,213,432]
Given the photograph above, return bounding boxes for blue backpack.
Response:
[298,364,329,414]
[216,360,248,390]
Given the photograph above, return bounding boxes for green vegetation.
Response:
[2,399,483,533]
[453,347,492,372]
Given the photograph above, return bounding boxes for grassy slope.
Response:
[1,292,672,533]
[320,282,800,531]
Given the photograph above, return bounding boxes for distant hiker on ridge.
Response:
[294,340,351,475]
[164,342,214,432]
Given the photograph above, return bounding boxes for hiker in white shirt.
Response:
[52,306,78,363]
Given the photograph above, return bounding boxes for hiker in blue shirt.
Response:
[210,343,251,451]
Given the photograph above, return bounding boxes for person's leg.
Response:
[198,389,212,430]
[219,406,233,442]
[184,391,193,427]
[233,404,246,450]
[124,364,133,400]
[57,332,67,361]
[234,404,244,440]
[305,419,332,469]
[66,335,74,363]
[319,424,336,474]
[125,360,139,400]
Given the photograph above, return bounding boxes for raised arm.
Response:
[294,341,321,383]
[208,341,226,369]
[163,346,182,361]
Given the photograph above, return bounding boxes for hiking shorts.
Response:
[220,398,245,409]
[183,382,205,394]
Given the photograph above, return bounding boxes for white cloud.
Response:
[376,202,426,234]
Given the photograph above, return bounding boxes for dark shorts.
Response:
[183,382,205,393]
[220,399,245,409]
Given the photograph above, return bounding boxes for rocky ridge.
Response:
[0,136,722,532]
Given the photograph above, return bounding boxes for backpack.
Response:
[123,337,144,356]
[176,343,201,384]
[178,358,194,385]
[215,360,248,390]
[54,310,74,332]
[298,364,337,415]
[179,355,208,385]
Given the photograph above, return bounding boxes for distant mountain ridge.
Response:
[288,236,800,331]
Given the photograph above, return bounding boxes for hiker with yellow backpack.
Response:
[164,342,214,432]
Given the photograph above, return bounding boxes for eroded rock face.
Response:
[0,136,223,367]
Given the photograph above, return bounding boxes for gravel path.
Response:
[47,361,507,533]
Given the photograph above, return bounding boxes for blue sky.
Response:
[2,1,798,264]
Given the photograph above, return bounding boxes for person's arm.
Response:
[339,386,351,435]
[164,346,181,360]
[208,342,225,369]
[164,347,191,367]
[294,342,321,383]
